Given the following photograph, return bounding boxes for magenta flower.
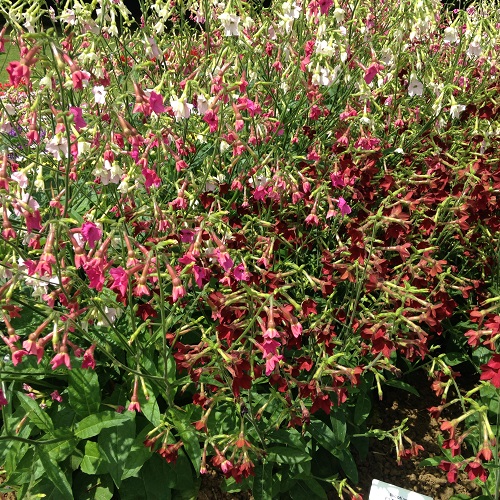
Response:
[69,106,87,131]
[82,345,96,370]
[149,91,166,114]
[203,109,219,133]
[50,390,63,402]
[81,222,102,249]
[109,267,129,296]
[0,389,7,407]
[337,197,352,216]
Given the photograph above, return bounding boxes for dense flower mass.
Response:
[0,0,499,497]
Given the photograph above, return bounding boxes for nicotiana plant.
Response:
[0,0,499,498]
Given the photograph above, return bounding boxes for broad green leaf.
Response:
[384,379,420,397]
[80,441,108,475]
[98,414,136,488]
[267,428,305,449]
[267,446,312,465]
[17,392,54,433]
[292,479,327,500]
[122,430,154,481]
[75,411,132,439]
[353,394,371,426]
[331,408,347,442]
[37,447,73,500]
[338,449,358,484]
[420,457,441,467]
[307,419,341,455]
[443,352,468,366]
[68,369,101,417]
[170,408,201,475]
[43,430,77,463]
[252,461,277,500]
[74,472,114,500]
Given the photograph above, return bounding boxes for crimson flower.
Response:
[0,389,7,407]
[465,460,488,482]
[438,460,459,483]
[480,354,500,388]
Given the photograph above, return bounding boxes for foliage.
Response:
[0,0,499,498]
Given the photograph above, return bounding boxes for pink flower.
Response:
[142,167,161,190]
[81,222,102,249]
[150,91,166,114]
[265,353,284,375]
[364,63,384,84]
[233,263,250,281]
[193,265,208,288]
[50,351,72,370]
[69,106,87,131]
[7,61,30,87]
[82,345,96,369]
[172,281,186,302]
[109,267,129,296]
[337,197,352,216]
[51,390,63,402]
[128,397,141,412]
[215,249,233,272]
[12,349,28,366]
[203,109,219,133]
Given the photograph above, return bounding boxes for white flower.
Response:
[60,9,77,25]
[92,85,107,104]
[282,1,301,19]
[311,66,332,86]
[170,96,194,121]
[46,134,70,160]
[408,77,423,97]
[315,39,336,57]
[197,94,209,115]
[443,26,459,44]
[219,12,240,36]
[467,39,482,58]
[450,103,466,119]
[333,8,345,22]
[243,16,254,29]
[380,47,394,66]
[11,171,28,188]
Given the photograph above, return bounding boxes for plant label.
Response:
[369,479,433,500]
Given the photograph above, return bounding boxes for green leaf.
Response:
[17,392,54,433]
[97,414,136,488]
[353,394,371,426]
[267,446,312,465]
[75,411,132,439]
[384,379,420,397]
[121,455,173,500]
[122,430,154,481]
[74,472,114,500]
[443,352,468,366]
[170,408,201,475]
[37,447,73,500]
[44,430,77,463]
[331,408,347,442]
[420,457,441,467]
[338,449,358,484]
[252,460,273,500]
[307,419,341,455]
[80,441,108,475]
[68,369,101,417]
[267,428,305,449]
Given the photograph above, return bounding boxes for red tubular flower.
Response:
[480,354,500,388]
[157,441,183,463]
[438,460,459,483]
[465,460,488,482]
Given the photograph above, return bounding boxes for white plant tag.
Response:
[369,479,433,500]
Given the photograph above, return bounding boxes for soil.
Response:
[198,374,483,500]
[354,373,482,499]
